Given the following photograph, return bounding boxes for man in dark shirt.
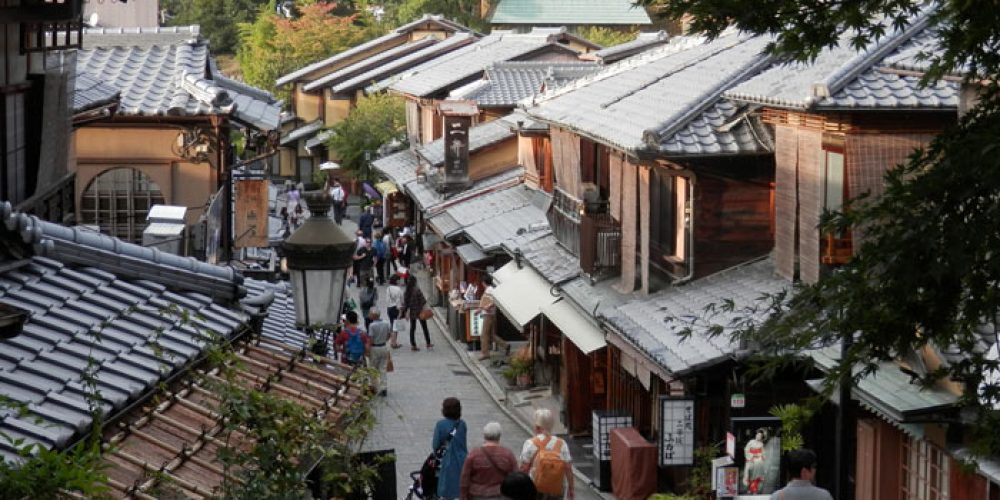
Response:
[354,238,374,287]
[359,206,375,239]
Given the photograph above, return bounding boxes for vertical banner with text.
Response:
[234,178,269,248]
[659,396,696,466]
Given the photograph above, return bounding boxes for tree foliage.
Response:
[237,2,381,96]
[327,93,407,181]
[382,0,488,32]
[574,26,637,48]
[637,0,1000,452]
[162,0,269,54]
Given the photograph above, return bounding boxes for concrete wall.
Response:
[73,126,216,225]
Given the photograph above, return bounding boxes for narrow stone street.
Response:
[347,260,604,499]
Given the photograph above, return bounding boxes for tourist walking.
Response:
[519,409,574,500]
[386,275,404,348]
[401,275,432,350]
[383,229,398,272]
[334,311,369,366]
[432,397,468,500]
[770,449,832,500]
[354,238,374,289]
[460,422,517,500]
[359,277,378,331]
[366,308,392,397]
[476,275,497,361]
[373,231,389,285]
[328,178,346,225]
[359,205,375,239]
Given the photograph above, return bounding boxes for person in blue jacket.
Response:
[432,397,468,500]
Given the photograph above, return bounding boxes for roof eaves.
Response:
[302,37,439,93]
[275,32,410,88]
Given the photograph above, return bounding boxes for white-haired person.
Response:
[460,422,517,500]
[519,408,574,500]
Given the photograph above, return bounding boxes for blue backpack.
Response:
[345,327,365,362]
[373,238,387,259]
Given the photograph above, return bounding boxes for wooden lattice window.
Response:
[80,168,165,243]
[901,438,950,500]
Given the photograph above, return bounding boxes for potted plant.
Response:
[502,347,533,388]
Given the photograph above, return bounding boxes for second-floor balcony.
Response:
[547,187,622,275]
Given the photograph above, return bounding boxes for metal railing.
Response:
[547,188,582,256]
[580,212,621,274]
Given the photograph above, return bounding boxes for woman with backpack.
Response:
[459,422,516,500]
[401,275,432,351]
[518,409,574,500]
[431,397,468,500]
[372,231,389,285]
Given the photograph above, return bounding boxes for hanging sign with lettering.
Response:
[659,397,696,466]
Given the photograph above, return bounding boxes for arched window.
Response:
[80,168,165,243]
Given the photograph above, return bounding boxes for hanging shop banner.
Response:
[235,178,269,248]
[731,417,782,498]
[442,114,471,186]
[658,397,695,466]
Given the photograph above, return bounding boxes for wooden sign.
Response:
[234,178,269,248]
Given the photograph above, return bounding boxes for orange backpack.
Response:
[530,436,567,495]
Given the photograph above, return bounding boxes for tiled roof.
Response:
[490,0,652,25]
[450,61,600,107]
[77,40,281,128]
[521,235,581,284]
[426,184,536,238]
[280,120,324,147]
[416,113,519,166]
[583,31,670,63]
[456,242,489,263]
[467,203,549,253]
[72,72,119,114]
[371,149,420,186]
[405,167,524,213]
[348,33,481,94]
[100,338,367,498]
[810,346,959,423]
[81,25,201,49]
[602,258,789,376]
[304,129,335,151]
[0,205,266,463]
[389,30,581,98]
[526,32,774,156]
[276,14,471,87]
[723,15,955,111]
[659,100,773,156]
[303,37,439,93]
[213,73,283,131]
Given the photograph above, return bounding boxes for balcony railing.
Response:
[547,188,582,256]
[580,212,621,274]
[16,171,75,224]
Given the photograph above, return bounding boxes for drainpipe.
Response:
[673,173,696,285]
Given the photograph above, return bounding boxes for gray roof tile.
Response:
[724,15,954,111]
[389,31,581,98]
[406,167,524,212]
[72,72,120,114]
[276,15,472,87]
[81,25,201,50]
[526,32,773,156]
[371,149,420,186]
[450,61,600,107]
[304,38,439,92]
[416,113,520,166]
[281,120,324,147]
[490,0,651,25]
[585,31,670,63]
[347,33,481,94]
[603,259,788,375]
[521,235,581,284]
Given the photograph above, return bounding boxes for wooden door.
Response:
[564,340,593,434]
[855,419,877,500]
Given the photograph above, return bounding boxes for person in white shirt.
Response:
[518,409,574,500]
[386,275,405,348]
[328,178,346,225]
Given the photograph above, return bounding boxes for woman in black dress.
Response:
[401,275,432,350]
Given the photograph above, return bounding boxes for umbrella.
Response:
[319,161,341,171]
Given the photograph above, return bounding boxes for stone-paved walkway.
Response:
[352,276,604,499]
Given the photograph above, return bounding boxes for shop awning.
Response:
[541,297,606,354]
[375,181,399,196]
[456,243,489,264]
[491,262,558,329]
